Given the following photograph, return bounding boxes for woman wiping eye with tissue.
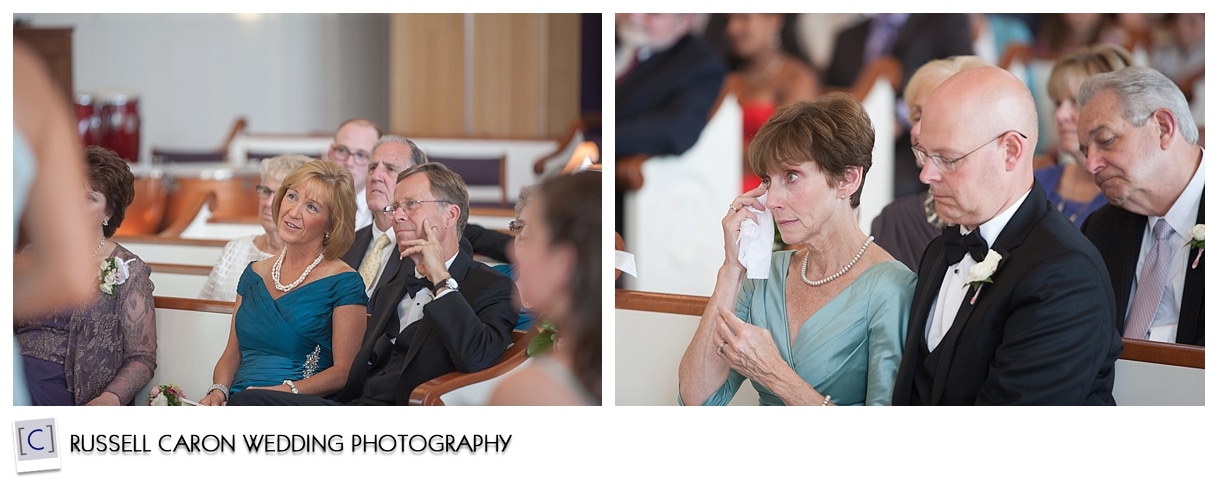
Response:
[678,93,915,406]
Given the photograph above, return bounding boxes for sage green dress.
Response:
[690,251,915,406]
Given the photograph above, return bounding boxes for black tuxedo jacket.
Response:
[336,249,516,405]
[463,224,511,264]
[892,183,1123,405]
[824,14,973,89]
[617,34,726,157]
[1081,190,1205,346]
[340,225,405,303]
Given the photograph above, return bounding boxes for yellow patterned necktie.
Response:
[359,233,392,290]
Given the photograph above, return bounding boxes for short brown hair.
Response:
[397,162,470,234]
[272,160,356,259]
[748,93,875,208]
[86,146,136,238]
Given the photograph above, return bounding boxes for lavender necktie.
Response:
[1124,219,1174,339]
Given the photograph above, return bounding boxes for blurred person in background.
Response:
[491,171,601,405]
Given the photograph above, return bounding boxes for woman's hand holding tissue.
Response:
[721,184,769,271]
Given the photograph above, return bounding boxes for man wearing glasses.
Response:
[891,66,1122,405]
[327,118,382,230]
[340,135,428,302]
[230,162,516,406]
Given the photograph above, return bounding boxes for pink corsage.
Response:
[148,384,186,406]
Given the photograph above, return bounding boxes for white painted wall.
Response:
[18,13,390,166]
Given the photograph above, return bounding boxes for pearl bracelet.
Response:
[206,384,229,402]
[283,379,299,394]
[821,394,832,406]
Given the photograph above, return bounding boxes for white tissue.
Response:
[614,250,638,277]
[736,193,774,279]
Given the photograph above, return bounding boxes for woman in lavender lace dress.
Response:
[16,146,157,406]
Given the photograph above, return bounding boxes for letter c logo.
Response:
[26,428,45,451]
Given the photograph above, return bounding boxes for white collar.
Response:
[960,188,1033,247]
[414,252,459,280]
[1152,148,1205,237]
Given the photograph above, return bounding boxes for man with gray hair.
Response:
[340,134,428,300]
[1078,66,1205,346]
[227,162,516,406]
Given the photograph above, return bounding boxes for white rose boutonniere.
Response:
[963,249,1003,305]
[99,257,136,295]
[1188,224,1204,269]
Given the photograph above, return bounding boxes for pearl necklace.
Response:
[272,247,325,292]
[800,236,874,287]
[93,237,107,257]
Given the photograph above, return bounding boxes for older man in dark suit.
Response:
[230,162,516,406]
[615,13,726,158]
[340,135,429,304]
[891,66,1122,405]
[1078,67,1205,346]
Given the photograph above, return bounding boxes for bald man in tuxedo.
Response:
[891,66,1122,405]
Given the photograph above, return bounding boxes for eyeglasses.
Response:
[913,130,1027,173]
[330,144,371,165]
[382,199,450,214]
[255,185,275,199]
[508,220,525,233]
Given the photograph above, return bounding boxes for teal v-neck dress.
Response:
[694,251,914,406]
[229,264,367,394]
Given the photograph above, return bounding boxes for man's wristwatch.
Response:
[437,277,458,293]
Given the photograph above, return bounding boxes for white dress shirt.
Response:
[354,188,372,230]
[926,189,1031,351]
[1130,151,1205,342]
[394,252,459,339]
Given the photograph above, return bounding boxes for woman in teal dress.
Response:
[201,161,368,405]
[679,94,915,406]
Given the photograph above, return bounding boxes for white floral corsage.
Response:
[963,249,1003,305]
[1188,224,1204,269]
[99,257,135,295]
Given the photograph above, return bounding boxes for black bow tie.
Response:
[404,275,435,298]
[944,227,988,265]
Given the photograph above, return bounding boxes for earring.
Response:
[325,232,331,239]
[103,219,109,226]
